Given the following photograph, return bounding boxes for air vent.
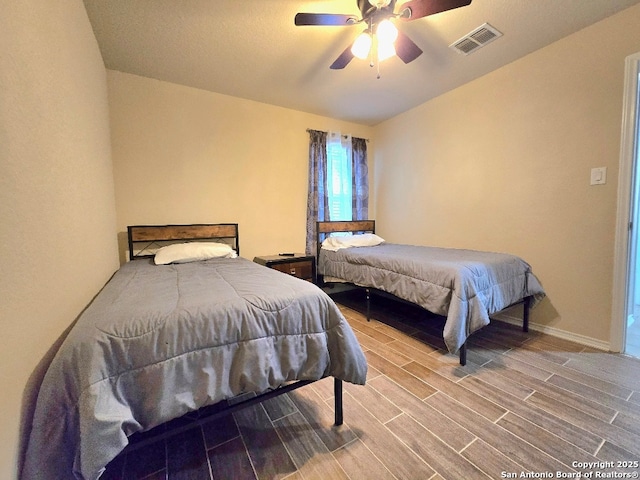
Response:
[449,23,502,56]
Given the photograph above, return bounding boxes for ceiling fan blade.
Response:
[395,31,423,64]
[397,0,472,21]
[330,45,355,70]
[295,13,359,26]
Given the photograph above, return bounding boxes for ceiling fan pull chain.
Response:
[369,18,375,68]
[376,40,381,79]
[372,29,381,78]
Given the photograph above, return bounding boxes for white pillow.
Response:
[154,242,237,265]
[321,233,385,252]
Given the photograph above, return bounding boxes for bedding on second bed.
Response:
[319,242,545,354]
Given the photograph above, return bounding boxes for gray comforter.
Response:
[22,257,367,480]
[319,243,545,354]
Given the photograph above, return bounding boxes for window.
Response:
[305,129,368,254]
[327,133,352,221]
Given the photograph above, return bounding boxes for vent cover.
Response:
[449,23,502,55]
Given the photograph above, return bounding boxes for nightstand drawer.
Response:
[270,260,313,280]
[253,254,316,284]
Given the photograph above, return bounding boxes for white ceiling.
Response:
[83,0,640,126]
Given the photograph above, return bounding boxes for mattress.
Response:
[22,257,367,480]
[319,242,545,354]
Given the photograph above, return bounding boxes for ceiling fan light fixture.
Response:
[293,0,473,71]
[378,41,396,62]
[351,32,372,59]
[376,19,398,44]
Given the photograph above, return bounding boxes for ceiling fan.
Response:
[294,0,472,70]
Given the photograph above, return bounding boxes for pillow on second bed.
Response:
[154,242,237,265]
[322,233,385,252]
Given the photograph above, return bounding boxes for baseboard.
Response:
[328,287,612,352]
[492,312,610,352]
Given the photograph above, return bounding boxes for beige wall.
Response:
[108,70,375,262]
[0,1,118,478]
[373,4,640,345]
[4,2,639,478]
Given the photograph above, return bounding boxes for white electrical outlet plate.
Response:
[590,167,607,185]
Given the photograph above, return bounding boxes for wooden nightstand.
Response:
[253,254,316,284]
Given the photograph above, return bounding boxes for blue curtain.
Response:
[305,130,329,255]
[351,137,369,221]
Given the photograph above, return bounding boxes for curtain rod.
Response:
[306,128,369,142]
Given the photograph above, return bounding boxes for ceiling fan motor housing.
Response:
[358,0,396,20]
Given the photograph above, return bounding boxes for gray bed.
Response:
[317,220,545,365]
[22,224,367,480]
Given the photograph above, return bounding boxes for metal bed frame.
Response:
[123,223,344,450]
[316,220,532,366]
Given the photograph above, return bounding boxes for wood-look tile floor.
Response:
[103,289,640,480]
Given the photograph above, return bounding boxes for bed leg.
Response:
[334,378,343,425]
[459,343,467,366]
[365,288,371,322]
[523,296,531,333]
